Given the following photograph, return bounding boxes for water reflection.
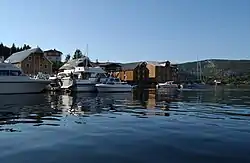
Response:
[0,93,62,131]
[1,89,250,163]
[0,88,250,131]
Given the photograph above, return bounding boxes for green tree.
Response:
[52,61,64,72]
[23,44,31,50]
[65,54,71,62]
[10,43,17,54]
[72,49,83,59]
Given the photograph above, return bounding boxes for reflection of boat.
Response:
[95,77,133,92]
[184,82,209,89]
[0,93,48,106]
[0,63,51,94]
[156,81,180,89]
[98,92,133,100]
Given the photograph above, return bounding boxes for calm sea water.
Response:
[0,88,250,163]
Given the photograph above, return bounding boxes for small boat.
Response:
[95,77,133,92]
[0,62,51,94]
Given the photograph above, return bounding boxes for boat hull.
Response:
[74,83,97,92]
[96,84,132,92]
[0,80,51,94]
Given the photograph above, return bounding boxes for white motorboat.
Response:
[60,66,107,92]
[0,63,51,94]
[95,77,133,92]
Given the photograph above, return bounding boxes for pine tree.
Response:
[72,49,83,59]
[65,54,71,62]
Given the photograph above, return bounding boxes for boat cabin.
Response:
[72,66,107,82]
[0,63,26,77]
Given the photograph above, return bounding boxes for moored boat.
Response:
[60,66,108,92]
[95,77,133,92]
[0,63,51,94]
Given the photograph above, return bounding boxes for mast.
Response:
[86,44,88,57]
[85,44,88,68]
[196,55,199,81]
[199,61,202,82]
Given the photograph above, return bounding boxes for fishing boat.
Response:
[95,77,133,92]
[0,62,51,94]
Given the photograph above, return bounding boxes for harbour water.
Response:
[0,88,250,163]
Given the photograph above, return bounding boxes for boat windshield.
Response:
[80,72,91,79]
[102,78,120,84]
[114,78,120,82]
[0,70,23,76]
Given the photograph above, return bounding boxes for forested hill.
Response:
[178,59,250,83]
[0,43,31,59]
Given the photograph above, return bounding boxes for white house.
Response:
[44,49,62,62]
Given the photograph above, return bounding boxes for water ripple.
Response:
[0,89,250,162]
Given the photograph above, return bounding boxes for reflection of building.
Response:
[5,47,53,75]
[44,49,63,62]
[147,91,156,108]
[132,88,149,107]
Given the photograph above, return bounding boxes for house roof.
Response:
[120,62,142,70]
[5,47,43,63]
[146,61,164,66]
[44,49,63,54]
[94,62,121,67]
[59,56,93,70]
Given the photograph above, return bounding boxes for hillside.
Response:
[177,59,250,84]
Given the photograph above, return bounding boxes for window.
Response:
[28,56,32,61]
[10,70,21,76]
[44,64,47,69]
[40,64,43,67]
[42,57,45,61]
[26,64,30,68]
[0,70,9,76]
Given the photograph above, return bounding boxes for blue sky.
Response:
[0,0,249,63]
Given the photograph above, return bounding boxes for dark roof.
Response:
[44,49,62,54]
[94,62,121,67]
[120,62,142,70]
[5,47,43,63]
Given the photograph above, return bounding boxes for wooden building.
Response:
[116,61,179,85]
[116,62,149,85]
[5,47,53,75]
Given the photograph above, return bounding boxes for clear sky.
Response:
[0,0,249,63]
